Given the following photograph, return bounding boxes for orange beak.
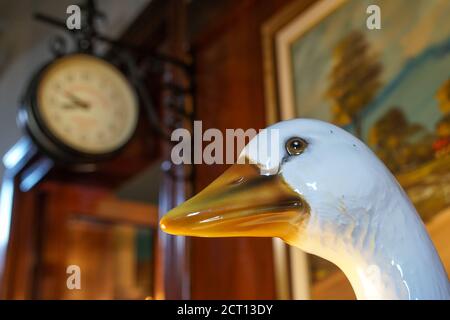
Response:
[160,163,309,240]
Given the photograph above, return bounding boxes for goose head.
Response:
[160,118,449,299]
[160,119,387,249]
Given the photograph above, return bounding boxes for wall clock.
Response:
[19,54,139,163]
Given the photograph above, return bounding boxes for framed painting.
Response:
[263,0,450,300]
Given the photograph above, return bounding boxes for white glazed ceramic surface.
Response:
[243,119,450,300]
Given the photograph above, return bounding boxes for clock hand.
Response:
[62,103,81,109]
[64,92,90,110]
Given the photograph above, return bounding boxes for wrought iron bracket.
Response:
[32,0,196,182]
[33,0,192,73]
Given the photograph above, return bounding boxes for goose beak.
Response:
[160,163,308,239]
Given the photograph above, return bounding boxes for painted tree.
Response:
[326,31,382,138]
[436,78,450,115]
[434,78,450,157]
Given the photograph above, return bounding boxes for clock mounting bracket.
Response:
[16,0,196,185]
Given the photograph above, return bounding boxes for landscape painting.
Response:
[283,0,450,222]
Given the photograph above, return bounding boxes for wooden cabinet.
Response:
[1,180,157,299]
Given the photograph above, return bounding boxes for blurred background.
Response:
[0,0,449,300]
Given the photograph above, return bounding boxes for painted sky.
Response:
[291,0,450,137]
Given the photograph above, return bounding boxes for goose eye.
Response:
[286,137,308,156]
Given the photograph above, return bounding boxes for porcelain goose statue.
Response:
[160,118,450,300]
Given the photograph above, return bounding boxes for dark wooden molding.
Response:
[187,0,300,299]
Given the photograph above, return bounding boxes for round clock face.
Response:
[36,54,138,155]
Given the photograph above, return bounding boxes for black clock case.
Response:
[18,54,138,165]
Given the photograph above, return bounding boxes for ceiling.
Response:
[0,0,151,72]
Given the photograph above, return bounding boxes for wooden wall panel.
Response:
[190,0,295,299]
